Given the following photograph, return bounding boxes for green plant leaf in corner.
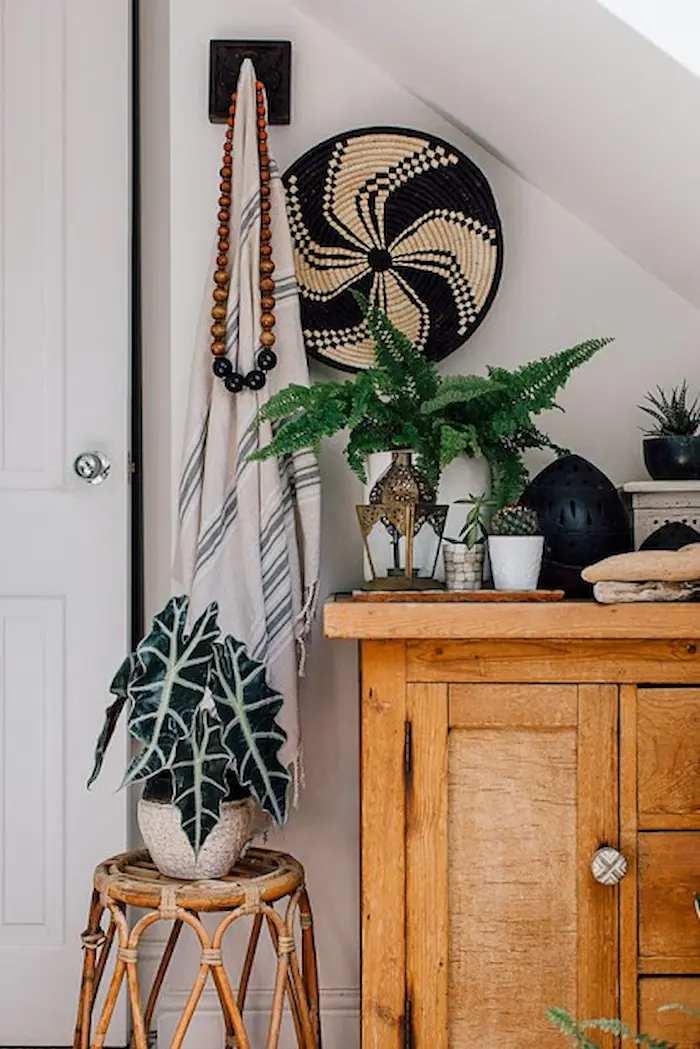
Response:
[121,596,220,788]
[87,652,139,788]
[169,707,232,855]
[210,636,290,826]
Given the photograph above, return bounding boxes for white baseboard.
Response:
[154,987,359,1049]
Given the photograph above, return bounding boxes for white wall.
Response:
[141,1,700,1045]
[597,0,700,75]
[292,0,700,313]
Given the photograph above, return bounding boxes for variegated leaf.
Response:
[121,596,220,787]
[170,708,231,854]
[87,653,139,788]
[210,637,290,826]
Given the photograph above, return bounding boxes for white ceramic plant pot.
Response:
[488,535,544,591]
[138,797,257,880]
[443,543,485,591]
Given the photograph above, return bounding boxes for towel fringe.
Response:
[295,580,319,678]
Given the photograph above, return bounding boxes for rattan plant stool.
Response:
[73,847,320,1049]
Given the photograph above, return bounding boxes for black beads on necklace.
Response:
[258,348,277,371]
[224,371,245,394]
[211,352,276,392]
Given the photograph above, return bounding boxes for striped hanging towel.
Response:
[174,60,321,772]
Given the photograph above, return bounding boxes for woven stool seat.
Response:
[94,847,304,911]
[73,847,320,1049]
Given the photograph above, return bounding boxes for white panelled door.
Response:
[0,0,129,1042]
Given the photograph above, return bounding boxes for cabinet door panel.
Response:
[639,978,700,1048]
[406,683,619,1049]
[638,688,700,829]
[639,832,700,959]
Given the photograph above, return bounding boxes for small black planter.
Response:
[643,436,700,480]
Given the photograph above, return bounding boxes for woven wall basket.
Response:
[283,126,503,371]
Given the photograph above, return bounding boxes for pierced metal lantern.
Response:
[357,451,447,590]
[356,501,448,590]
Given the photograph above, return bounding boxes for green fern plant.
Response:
[547,1004,698,1049]
[251,298,612,502]
[251,299,446,484]
[421,338,613,505]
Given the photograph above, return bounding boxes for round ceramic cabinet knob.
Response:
[591,846,628,885]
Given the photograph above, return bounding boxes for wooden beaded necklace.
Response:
[210,80,277,394]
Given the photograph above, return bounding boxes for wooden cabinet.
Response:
[324,601,700,1049]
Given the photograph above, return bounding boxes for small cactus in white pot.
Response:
[443,493,495,590]
[488,505,544,591]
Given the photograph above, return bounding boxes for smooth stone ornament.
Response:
[583,542,700,583]
[592,580,700,603]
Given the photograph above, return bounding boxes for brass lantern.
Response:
[356,451,447,590]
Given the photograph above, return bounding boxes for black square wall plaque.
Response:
[209,40,291,125]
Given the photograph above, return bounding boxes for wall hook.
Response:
[209,40,292,125]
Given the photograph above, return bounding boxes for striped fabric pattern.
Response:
[174,60,321,772]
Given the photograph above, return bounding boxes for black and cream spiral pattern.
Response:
[283,127,503,371]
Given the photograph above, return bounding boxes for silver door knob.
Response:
[591,846,627,885]
[73,451,111,485]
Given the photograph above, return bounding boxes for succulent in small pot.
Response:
[639,381,700,480]
[488,504,544,591]
[88,596,290,879]
[443,493,495,591]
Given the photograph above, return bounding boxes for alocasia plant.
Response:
[88,595,291,854]
[210,636,290,826]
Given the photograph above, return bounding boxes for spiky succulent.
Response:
[640,381,700,436]
[490,504,540,536]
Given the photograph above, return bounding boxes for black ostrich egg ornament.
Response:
[521,455,633,596]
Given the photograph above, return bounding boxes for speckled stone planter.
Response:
[443,543,484,590]
[137,797,257,880]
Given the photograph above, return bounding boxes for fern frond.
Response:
[421,374,508,416]
[484,446,530,507]
[438,423,482,466]
[489,337,612,415]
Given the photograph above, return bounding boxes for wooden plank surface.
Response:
[407,639,700,684]
[638,688,700,826]
[639,957,700,975]
[325,597,700,640]
[577,685,619,1048]
[351,589,564,602]
[450,683,578,728]
[448,691,578,1048]
[619,685,639,1036]
[638,832,700,960]
[406,684,448,1049]
[360,641,407,1049]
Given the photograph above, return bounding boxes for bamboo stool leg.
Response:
[93,917,117,1001]
[143,919,183,1035]
[74,891,105,1049]
[266,914,304,1048]
[168,961,211,1049]
[265,953,289,1049]
[209,962,253,1049]
[299,889,321,1049]
[237,912,263,1014]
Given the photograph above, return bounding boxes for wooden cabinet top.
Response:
[323,596,700,640]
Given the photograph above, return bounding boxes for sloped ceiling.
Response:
[291,0,700,309]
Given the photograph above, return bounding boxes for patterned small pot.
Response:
[488,535,544,591]
[137,797,257,880]
[443,543,485,591]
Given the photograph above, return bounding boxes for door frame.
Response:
[131,0,144,645]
